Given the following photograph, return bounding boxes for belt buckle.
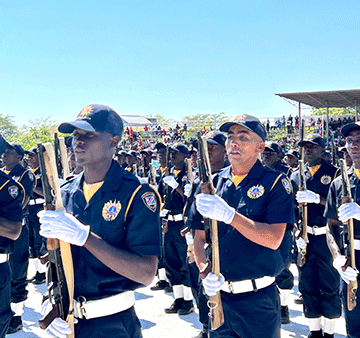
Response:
[312,226,318,236]
[78,296,88,319]
[228,281,234,293]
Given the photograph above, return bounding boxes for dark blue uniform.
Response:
[61,161,161,337]
[188,160,294,338]
[158,166,191,288]
[28,167,46,259]
[2,164,35,305]
[324,167,360,337]
[0,171,23,338]
[290,160,341,319]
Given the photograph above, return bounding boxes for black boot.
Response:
[7,316,23,334]
[308,330,323,338]
[323,334,334,338]
[193,327,208,338]
[178,300,195,315]
[281,305,290,324]
[294,295,304,304]
[150,280,169,291]
[165,298,184,314]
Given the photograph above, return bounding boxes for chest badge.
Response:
[142,192,157,212]
[282,178,292,194]
[102,200,122,221]
[247,185,265,199]
[320,175,331,185]
[8,186,19,199]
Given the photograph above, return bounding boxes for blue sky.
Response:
[1,1,360,126]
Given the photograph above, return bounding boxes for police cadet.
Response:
[290,134,341,338]
[187,130,227,338]
[26,146,47,285]
[261,141,292,176]
[2,142,35,334]
[325,122,360,338]
[125,150,138,173]
[261,141,294,325]
[38,104,161,338]
[158,142,194,315]
[285,149,300,170]
[193,115,294,338]
[0,135,24,338]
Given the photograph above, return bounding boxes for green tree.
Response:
[0,113,19,140]
[311,107,356,116]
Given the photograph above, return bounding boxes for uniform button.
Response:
[225,269,229,273]
[83,211,87,216]
[227,230,231,234]
[225,249,229,254]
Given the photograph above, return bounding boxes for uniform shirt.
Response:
[158,166,187,215]
[61,161,161,300]
[291,160,339,227]
[188,160,294,281]
[0,171,24,253]
[31,167,43,199]
[275,161,292,177]
[3,163,35,198]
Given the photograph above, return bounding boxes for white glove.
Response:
[338,202,360,223]
[184,183,192,197]
[202,272,225,296]
[195,194,235,224]
[296,237,307,250]
[185,232,193,245]
[39,210,90,246]
[333,255,359,284]
[160,209,168,218]
[296,190,320,204]
[40,299,72,338]
[163,176,179,189]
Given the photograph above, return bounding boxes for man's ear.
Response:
[257,141,265,154]
[110,135,120,148]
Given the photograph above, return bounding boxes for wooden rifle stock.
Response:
[37,143,75,337]
[297,159,308,267]
[197,133,224,330]
[340,159,358,311]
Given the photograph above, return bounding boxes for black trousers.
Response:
[0,262,12,338]
[163,220,191,287]
[10,221,29,304]
[28,205,46,258]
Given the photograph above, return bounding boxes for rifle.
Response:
[54,133,63,179]
[37,142,75,337]
[197,132,224,330]
[297,119,308,267]
[339,158,358,311]
[182,158,194,223]
[161,146,172,233]
[54,134,71,179]
[330,134,338,167]
[148,162,156,185]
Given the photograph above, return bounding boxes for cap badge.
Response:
[247,185,265,199]
[102,200,122,221]
[320,175,331,185]
[142,192,157,212]
[282,178,292,194]
[8,186,19,199]
[76,105,93,120]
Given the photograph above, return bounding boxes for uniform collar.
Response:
[7,163,24,176]
[218,160,264,180]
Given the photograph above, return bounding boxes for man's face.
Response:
[157,148,167,166]
[170,150,186,167]
[72,129,115,168]
[2,147,21,168]
[284,154,298,168]
[346,129,360,164]
[303,142,324,163]
[207,142,225,167]
[27,153,39,169]
[261,149,280,168]
[225,124,264,167]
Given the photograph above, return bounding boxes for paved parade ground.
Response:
[7,263,348,338]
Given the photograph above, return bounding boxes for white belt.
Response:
[29,198,45,206]
[221,276,275,294]
[307,226,327,236]
[167,214,183,222]
[73,291,135,320]
[353,239,360,250]
[0,254,9,264]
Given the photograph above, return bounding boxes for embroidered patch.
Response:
[28,172,34,181]
[320,175,331,185]
[76,105,93,120]
[247,185,265,199]
[102,200,122,221]
[142,192,157,212]
[8,186,19,199]
[282,178,292,194]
